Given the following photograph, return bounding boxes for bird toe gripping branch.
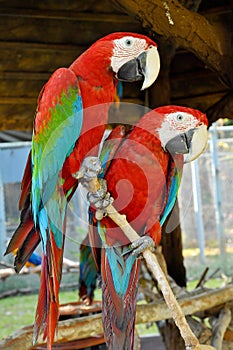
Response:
[76,155,114,218]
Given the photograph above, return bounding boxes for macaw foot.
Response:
[87,178,113,212]
[75,156,103,184]
[76,156,113,217]
[131,236,155,256]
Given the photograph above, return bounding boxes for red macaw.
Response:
[5,32,160,348]
[82,105,208,350]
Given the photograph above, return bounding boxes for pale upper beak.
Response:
[165,123,208,163]
[184,123,208,163]
[116,46,160,90]
[141,46,160,90]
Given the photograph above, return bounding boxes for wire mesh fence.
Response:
[1,125,233,275]
[178,124,233,275]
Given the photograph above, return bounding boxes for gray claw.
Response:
[131,236,154,256]
[78,157,114,212]
[79,156,103,182]
[87,179,113,210]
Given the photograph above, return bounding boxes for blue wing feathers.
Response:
[31,79,83,250]
[160,169,181,226]
[106,247,137,297]
[38,208,48,249]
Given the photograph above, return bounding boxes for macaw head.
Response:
[95,32,160,90]
[155,105,209,162]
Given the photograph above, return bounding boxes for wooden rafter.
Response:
[111,0,233,88]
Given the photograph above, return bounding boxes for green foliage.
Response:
[0,289,102,340]
[184,249,233,280]
[0,294,36,340]
[187,278,225,291]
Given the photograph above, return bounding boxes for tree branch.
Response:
[1,286,233,350]
[210,305,232,349]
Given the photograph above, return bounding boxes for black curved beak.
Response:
[165,128,196,155]
[117,52,146,83]
[116,46,160,90]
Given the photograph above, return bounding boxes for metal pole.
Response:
[0,150,7,260]
[209,124,225,258]
[191,159,206,264]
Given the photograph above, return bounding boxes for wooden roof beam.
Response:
[112,0,233,88]
[0,8,131,23]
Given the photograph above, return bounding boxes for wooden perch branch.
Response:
[0,258,79,281]
[112,0,233,87]
[0,265,41,280]
[1,285,233,350]
[211,305,232,349]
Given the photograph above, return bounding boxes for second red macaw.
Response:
[80,105,208,350]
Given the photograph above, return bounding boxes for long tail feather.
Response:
[101,247,140,350]
[79,234,100,304]
[4,188,42,273]
[5,205,34,255]
[19,151,32,210]
[15,229,40,272]
[79,211,102,304]
[34,253,48,344]
[34,234,64,348]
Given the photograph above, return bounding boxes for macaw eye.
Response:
[125,38,133,47]
[176,114,184,121]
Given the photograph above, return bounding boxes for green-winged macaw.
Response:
[5,32,160,348]
[80,105,208,350]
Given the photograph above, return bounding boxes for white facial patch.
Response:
[111,36,147,73]
[157,112,198,149]
[165,112,198,131]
